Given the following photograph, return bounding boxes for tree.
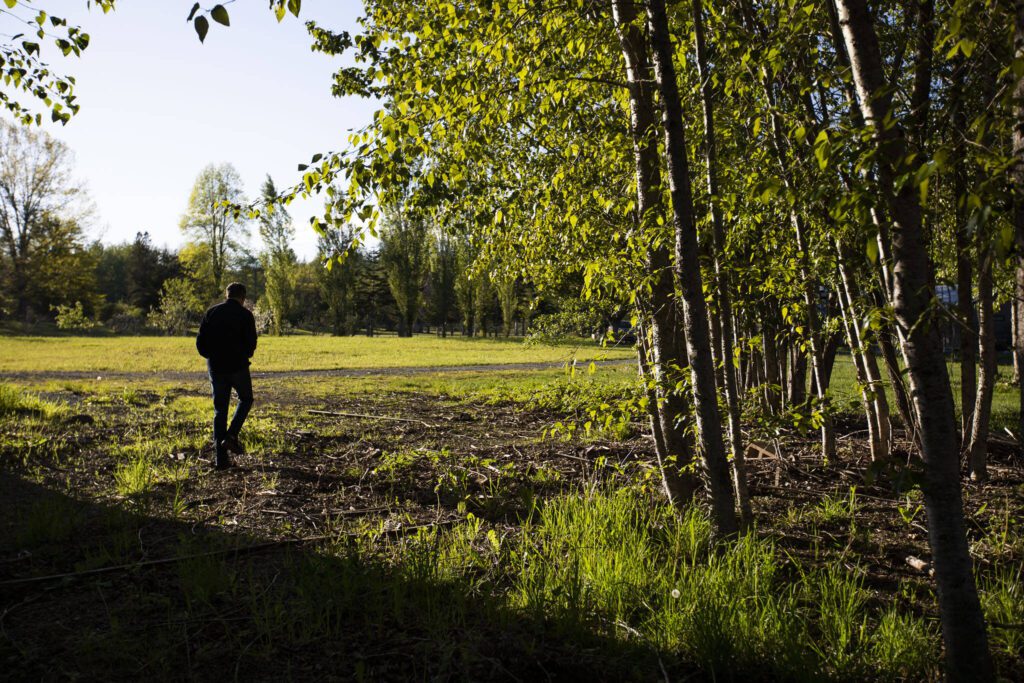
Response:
[0,1,110,126]
[148,276,202,336]
[834,0,993,677]
[179,163,248,299]
[1016,0,1024,458]
[493,270,517,337]
[429,231,458,337]
[127,232,180,312]
[643,0,737,535]
[257,175,297,335]
[0,119,89,319]
[318,227,361,335]
[379,211,429,337]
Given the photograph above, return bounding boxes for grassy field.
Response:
[0,334,632,373]
[1,339,1021,679]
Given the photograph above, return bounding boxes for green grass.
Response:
[0,334,631,373]
[829,354,1020,432]
[510,488,940,680]
[0,383,67,420]
[2,366,1021,680]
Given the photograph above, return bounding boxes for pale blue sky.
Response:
[3,1,376,260]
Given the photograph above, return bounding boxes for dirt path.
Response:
[0,358,632,382]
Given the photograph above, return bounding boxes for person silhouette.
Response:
[196,282,257,469]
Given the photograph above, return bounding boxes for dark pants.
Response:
[209,366,254,465]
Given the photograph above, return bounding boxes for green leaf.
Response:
[211,5,230,27]
[194,15,210,42]
[186,2,200,21]
[866,237,879,264]
[287,0,301,17]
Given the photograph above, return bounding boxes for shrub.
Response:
[104,303,147,334]
[52,301,96,330]
[148,277,203,335]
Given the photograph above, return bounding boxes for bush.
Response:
[148,277,202,335]
[104,303,147,334]
[52,301,96,330]
[252,298,275,335]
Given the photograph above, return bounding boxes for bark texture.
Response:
[612,0,701,507]
[835,0,993,678]
[1015,0,1024,453]
[645,0,738,537]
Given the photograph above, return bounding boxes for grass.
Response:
[0,334,631,373]
[1,344,1022,679]
[0,383,67,420]
[829,354,1021,433]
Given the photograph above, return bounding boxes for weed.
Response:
[177,549,235,610]
[0,384,66,420]
[870,608,940,680]
[114,454,154,498]
[813,486,859,525]
[981,563,1024,660]
[898,494,924,527]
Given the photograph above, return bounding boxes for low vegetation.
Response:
[1,366,1021,680]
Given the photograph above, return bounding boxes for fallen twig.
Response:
[746,441,778,460]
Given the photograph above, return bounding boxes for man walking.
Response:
[196,282,257,469]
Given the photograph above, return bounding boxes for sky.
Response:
[1,1,376,260]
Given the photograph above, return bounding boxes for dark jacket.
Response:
[196,298,258,373]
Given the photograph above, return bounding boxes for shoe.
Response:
[221,434,246,455]
[212,457,234,471]
[211,456,235,473]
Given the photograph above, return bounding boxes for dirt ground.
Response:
[1,376,1022,680]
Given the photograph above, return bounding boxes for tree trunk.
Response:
[968,247,995,483]
[638,321,695,503]
[691,0,750,525]
[836,0,993,677]
[789,345,808,406]
[1012,298,1019,384]
[763,315,782,413]
[952,61,977,442]
[612,0,701,507]
[645,0,737,536]
[1014,0,1024,451]
[836,244,891,459]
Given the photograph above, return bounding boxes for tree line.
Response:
[0,120,620,339]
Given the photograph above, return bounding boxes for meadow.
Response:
[0,334,633,374]
[0,336,1021,680]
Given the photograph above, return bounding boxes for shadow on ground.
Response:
[0,473,689,681]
